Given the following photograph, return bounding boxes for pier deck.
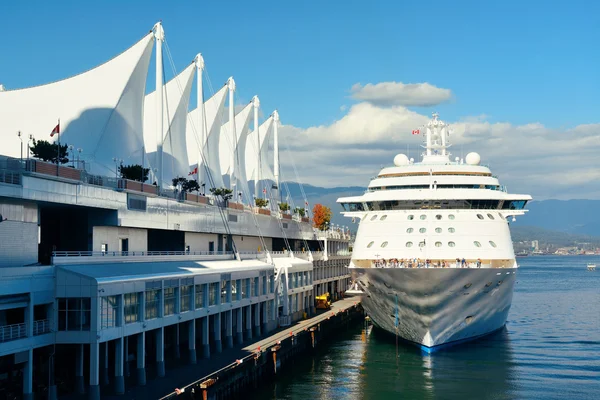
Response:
[85,298,361,400]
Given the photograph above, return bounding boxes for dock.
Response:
[153,298,363,400]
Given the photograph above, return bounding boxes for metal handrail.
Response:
[52,250,237,258]
[33,319,50,336]
[0,323,26,343]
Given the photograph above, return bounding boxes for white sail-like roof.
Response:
[218,102,253,200]
[0,33,155,176]
[143,62,195,186]
[245,116,274,183]
[186,84,228,189]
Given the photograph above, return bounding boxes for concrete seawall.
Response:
[160,298,363,400]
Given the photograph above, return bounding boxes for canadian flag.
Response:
[411,129,420,135]
[188,166,198,176]
[262,188,266,194]
[50,122,60,137]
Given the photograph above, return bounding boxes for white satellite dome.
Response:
[393,154,409,166]
[465,152,481,165]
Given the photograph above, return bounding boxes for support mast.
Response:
[227,77,236,194]
[252,96,260,200]
[153,22,165,188]
[273,110,280,202]
[195,54,205,186]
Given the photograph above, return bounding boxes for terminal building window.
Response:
[100,296,119,329]
[145,289,160,320]
[232,280,239,301]
[209,282,219,306]
[164,288,176,316]
[58,298,91,331]
[221,280,229,304]
[124,293,140,324]
[195,284,205,309]
[180,285,192,312]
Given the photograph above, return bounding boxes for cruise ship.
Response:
[0,23,351,400]
[337,113,531,351]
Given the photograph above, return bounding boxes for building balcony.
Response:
[0,323,26,343]
[33,319,51,336]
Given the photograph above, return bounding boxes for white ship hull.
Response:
[354,267,517,351]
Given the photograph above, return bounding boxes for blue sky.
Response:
[2,0,599,128]
[2,0,600,197]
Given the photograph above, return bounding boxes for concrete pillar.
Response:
[114,337,125,395]
[225,310,233,348]
[23,349,33,400]
[174,324,181,359]
[201,316,210,359]
[235,307,244,344]
[89,342,100,400]
[137,332,146,386]
[102,341,109,386]
[156,327,165,377]
[261,302,268,334]
[214,313,222,353]
[124,335,130,377]
[245,305,252,341]
[188,319,197,364]
[253,303,261,337]
[73,344,85,394]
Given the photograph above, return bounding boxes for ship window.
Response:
[435,227,442,233]
[380,215,388,221]
[436,214,442,220]
[448,227,455,233]
[419,228,426,233]
[370,214,378,221]
[406,228,414,233]
[367,241,374,248]
[381,241,388,248]
[489,241,497,248]
[448,241,456,247]
[419,241,425,248]
[487,213,495,220]
[485,282,492,287]
[497,280,503,286]
[474,241,482,247]
[435,241,442,247]
[448,214,455,220]
[406,242,413,247]
[420,214,427,220]
[477,214,484,220]
[407,215,414,220]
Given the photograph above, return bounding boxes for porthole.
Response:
[370,215,378,221]
[435,227,442,233]
[448,241,456,247]
[406,227,414,233]
[485,282,492,287]
[489,241,497,248]
[497,280,503,286]
[477,214,484,220]
[380,215,388,221]
[407,215,414,220]
[419,228,426,233]
[420,214,427,220]
[448,227,455,233]
[419,241,426,248]
[487,213,495,220]
[406,242,413,247]
[435,241,442,247]
[448,214,455,220]
[436,214,442,220]
[381,241,388,248]
[474,241,482,247]
[464,283,472,289]
[465,316,474,324]
[367,241,374,248]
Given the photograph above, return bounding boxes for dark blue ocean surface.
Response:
[250,256,600,399]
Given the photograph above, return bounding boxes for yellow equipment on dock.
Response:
[315,292,332,310]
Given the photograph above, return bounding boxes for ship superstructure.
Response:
[337,113,531,350]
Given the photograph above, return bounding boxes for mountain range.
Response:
[282,183,600,238]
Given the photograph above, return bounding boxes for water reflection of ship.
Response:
[359,327,516,399]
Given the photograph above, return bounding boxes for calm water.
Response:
[251,256,600,400]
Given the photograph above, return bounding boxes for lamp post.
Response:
[112,157,119,179]
[77,148,82,169]
[17,131,22,162]
[69,145,74,167]
[27,135,33,160]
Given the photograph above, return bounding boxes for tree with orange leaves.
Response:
[312,203,332,231]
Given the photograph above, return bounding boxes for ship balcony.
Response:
[51,250,271,265]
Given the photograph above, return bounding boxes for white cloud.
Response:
[350,81,453,107]
[278,92,600,200]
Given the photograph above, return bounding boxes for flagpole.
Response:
[56,118,60,175]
